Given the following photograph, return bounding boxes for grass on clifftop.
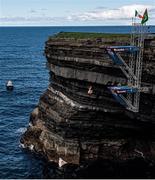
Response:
[51,32,130,40]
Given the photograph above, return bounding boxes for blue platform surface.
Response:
[108,86,138,107]
[107,46,139,52]
[108,86,138,94]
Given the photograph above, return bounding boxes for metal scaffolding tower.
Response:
[107,18,148,112]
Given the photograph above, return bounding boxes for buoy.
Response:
[6,80,14,91]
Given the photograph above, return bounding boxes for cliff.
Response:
[21,32,155,177]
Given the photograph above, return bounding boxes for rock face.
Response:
[21,34,155,170]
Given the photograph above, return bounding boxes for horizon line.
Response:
[0,24,155,27]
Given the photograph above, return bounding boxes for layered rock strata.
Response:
[21,34,155,167]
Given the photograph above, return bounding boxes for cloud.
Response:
[29,8,47,15]
[40,8,47,11]
[0,4,154,26]
[0,16,67,25]
[95,6,107,10]
[67,4,155,22]
[29,9,37,13]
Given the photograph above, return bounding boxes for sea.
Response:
[0,26,155,178]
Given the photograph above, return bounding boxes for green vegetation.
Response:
[51,32,130,40]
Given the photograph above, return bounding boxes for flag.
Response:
[135,10,143,19]
[135,10,138,17]
[141,9,149,24]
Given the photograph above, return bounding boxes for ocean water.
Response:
[0,26,155,178]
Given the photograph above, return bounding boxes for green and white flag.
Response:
[141,9,149,24]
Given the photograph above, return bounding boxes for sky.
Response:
[0,0,155,26]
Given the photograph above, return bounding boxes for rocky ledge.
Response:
[21,32,155,178]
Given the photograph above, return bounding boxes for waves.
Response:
[0,27,50,178]
[16,127,27,134]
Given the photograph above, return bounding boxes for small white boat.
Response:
[6,80,14,90]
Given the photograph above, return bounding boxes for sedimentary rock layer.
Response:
[21,34,155,166]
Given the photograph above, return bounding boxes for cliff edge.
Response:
[21,32,155,177]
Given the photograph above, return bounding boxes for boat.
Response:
[6,80,14,90]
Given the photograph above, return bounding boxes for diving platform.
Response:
[106,46,139,67]
[106,21,148,112]
[107,46,139,53]
[108,86,138,109]
[108,86,138,94]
